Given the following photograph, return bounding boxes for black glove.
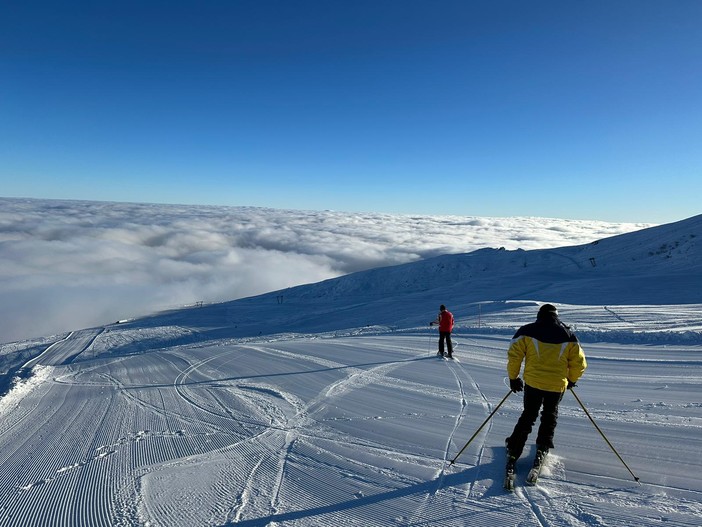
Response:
[567,380,577,390]
[509,378,524,393]
[429,322,434,326]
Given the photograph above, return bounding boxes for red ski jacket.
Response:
[435,310,454,333]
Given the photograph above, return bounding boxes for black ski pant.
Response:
[506,384,564,459]
[438,332,453,355]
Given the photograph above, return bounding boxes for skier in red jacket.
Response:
[430,305,454,358]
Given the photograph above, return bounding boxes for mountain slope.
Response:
[120,214,702,343]
[0,217,700,526]
[280,213,702,306]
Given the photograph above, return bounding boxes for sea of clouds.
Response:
[0,198,653,343]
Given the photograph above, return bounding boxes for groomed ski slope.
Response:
[0,301,700,526]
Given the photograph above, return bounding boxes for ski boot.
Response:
[526,447,549,485]
[504,443,518,491]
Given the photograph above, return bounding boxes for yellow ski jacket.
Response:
[507,319,587,393]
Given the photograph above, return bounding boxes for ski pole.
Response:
[428,325,433,355]
[449,390,512,465]
[571,388,640,483]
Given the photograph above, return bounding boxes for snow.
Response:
[0,215,700,526]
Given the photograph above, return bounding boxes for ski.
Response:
[526,449,548,485]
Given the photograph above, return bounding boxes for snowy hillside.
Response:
[168,213,700,339]
[0,215,700,526]
[281,213,702,304]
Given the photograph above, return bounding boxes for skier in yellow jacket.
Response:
[505,304,587,469]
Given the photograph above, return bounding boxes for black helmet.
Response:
[440,304,446,311]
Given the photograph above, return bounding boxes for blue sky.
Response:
[2,0,701,223]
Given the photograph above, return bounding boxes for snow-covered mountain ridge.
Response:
[283,213,701,305]
[109,214,702,351]
[4,214,701,369]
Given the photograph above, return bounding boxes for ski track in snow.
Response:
[0,305,700,526]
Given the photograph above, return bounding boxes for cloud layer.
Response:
[0,198,653,343]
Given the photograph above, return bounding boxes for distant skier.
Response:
[504,304,587,484]
[429,305,454,358]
